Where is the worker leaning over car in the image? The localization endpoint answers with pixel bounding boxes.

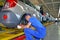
[19,13,46,40]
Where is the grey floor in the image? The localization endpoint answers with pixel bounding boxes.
[44,22,60,40]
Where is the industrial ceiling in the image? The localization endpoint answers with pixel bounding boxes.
[29,0,60,18]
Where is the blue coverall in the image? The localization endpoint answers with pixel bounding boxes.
[24,17,46,40]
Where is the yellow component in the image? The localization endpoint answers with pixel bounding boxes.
[0,29,24,40]
[0,32,24,40]
[0,2,4,6]
[44,22,54,26]
[0,23,24,40]
[0,23,6,27]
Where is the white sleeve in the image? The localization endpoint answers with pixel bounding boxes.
[28,22,31,25]
[17,25,21,29]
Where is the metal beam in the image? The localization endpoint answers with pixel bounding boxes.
[39,0,50,11]
[29,0,39,5]
[51,0,55,12]
[47,2,60,4]
[38,0,56,17]
[29,0,58,17]
[40,1,60,5]
[38,0,51,12]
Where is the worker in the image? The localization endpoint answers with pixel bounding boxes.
[20,13,46,40]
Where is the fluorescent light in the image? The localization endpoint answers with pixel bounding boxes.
[58,6,60,17]
[59,7,60,13]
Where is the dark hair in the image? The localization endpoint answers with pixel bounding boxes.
[20,13,31,25]
[23,13,31,17]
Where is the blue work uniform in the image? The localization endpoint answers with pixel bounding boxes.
[24,17,46,40]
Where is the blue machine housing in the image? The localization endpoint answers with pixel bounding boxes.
[0,10,20,28]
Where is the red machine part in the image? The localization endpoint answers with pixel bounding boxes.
[6,0,17,8]
[3,14,8,20]
[13,35,26,40]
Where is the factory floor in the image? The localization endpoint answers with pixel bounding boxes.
[45,22,60,40]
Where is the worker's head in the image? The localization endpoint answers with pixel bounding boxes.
[24,13,31,21]
[21,13,31,21]
[20,13,31,25]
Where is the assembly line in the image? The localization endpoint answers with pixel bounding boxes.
[0,0,60,40]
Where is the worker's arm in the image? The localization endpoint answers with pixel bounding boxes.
[29,17,46,28]
[25,22,31,28]
[17,22,31,29]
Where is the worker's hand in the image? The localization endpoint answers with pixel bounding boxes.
[17,25,21,29]
[17,24,26,29]
[25,22,31,28]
